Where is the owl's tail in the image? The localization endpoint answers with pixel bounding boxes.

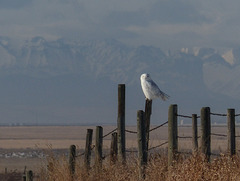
[159,90,170,101]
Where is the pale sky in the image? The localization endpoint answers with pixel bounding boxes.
[1,0,240,48]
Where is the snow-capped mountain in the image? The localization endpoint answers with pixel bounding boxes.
[0,36,239,125]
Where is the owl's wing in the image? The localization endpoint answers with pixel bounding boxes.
[148,80,170,101]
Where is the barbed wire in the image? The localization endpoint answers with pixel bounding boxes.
[77,152,85,157]
[125,129,137,134]
[211,133,227,137]
[235,114,240,117]
[148,141,168,151]
[177,114,192,119]
[176,114,200,119]
[149,121,168,132]
[102,128,117,138]
[210,112,227,116]
[178,136,193,139]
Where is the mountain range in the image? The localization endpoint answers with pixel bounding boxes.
[0,36,239,125]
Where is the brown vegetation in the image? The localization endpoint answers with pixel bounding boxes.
[39,153,240,181]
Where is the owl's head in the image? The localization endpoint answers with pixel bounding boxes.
[140,73,151,81]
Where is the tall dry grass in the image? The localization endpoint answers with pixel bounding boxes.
[39,152,240,181]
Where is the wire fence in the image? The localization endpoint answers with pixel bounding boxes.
[175,110,240,156]
[78,119,170,159]
[75,107,240,167]
[89,109,240,159]
[75,120,169,159]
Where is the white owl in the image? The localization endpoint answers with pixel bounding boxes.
[140,73,169,101]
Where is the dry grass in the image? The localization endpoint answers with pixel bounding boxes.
[37,152,240,181]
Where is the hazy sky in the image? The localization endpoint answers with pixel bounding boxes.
[1,0,240,48]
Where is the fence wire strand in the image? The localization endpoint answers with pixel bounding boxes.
[177,114,192,119]
[149,121,168,132]
[125,129,137,134]
[210,112,227,116]
[77,152,85,157]
[102,128,117,138]
[178,136,192,139]
[211,133,227,137]
[148,141,168,151]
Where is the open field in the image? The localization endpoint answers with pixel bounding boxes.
[0,125,239,175]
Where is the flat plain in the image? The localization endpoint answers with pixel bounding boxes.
[0,125,238,173]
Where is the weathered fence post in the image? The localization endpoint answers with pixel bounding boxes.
[168,104,178,167]
[145,99,152,150]
[26,170,33,181]
[84,129,93,170]
[23,174,26,181]
[201,107,211,161]
[69,145,76,178]
[110,132,118,164]
[137,110,147,180]
[95,126,103,170]
[117,84,126,164]
[227,108,236,156]
[192,114,198,154]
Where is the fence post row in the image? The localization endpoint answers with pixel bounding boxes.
[227,109,236,156]
[84,129,93,170]
[145,99,152,150]
[137,110,147,180]
[95,126,103,170]
[117,84,126,164]
[110,132,118,164]
[69,145,76,178]
[192,114,198,154]
[201,107,211,161]
[168,104,178,166]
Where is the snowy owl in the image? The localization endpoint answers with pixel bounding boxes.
[140,73,169,101]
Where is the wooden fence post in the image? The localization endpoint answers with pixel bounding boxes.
[95,126,103,170]
[26,170,33,181]
[23,175,26,181]
[69,145,76,177]
[117,84,126,164]
[84,129,93,170]
[192,114,198,154]
[110,132,118,164]
[227,108,236,156]
[200,107,211,161]
[145,99,152,150]
[137,110,147,180]
[168,104,178,167]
